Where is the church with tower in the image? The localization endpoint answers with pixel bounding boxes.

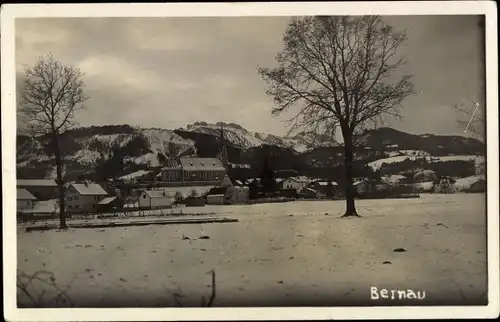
[159,123,230,185]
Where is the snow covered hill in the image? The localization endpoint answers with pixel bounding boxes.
[17,126,197,179]
[368,154,485,171]
[16,123,486,181]
[183,122,339,153]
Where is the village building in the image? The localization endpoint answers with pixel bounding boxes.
[17,188,37,211]
[123,195,140,209]
[96,196,124,213]
[354,178,391,196]
[282,177,309,192]
[159,157,227,184]
[307,180,339,197]
[17,179,59,200]
[138,190,173,209]
[275,177,285,187]
[180,157,226,182]
[65,183,108,214]
[206,175,250,205]
[433,176,456,193]
[160,159,182,182]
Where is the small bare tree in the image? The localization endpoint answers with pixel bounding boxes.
[19,53,88,228]
[259,16,414,217]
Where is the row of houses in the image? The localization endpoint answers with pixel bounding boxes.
[16,179,174,214]
[16,172,249,215]
[233,174,485,198]
[16,170,486,214]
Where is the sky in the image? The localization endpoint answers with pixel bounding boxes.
[15,15,485,138]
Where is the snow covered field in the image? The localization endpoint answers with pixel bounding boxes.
[17,194,487,307]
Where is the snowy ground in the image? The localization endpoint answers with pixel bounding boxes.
[17,194,487,307]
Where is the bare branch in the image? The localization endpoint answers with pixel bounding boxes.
[258,16,414,141]
[19,53,88,136]
[18,53,89,228]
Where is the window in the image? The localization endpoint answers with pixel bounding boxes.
[68,196,72,201]
[74,195,79,201]
[68,205,73,209]
[75,204,80,209]
[143,194,146,199]
[92,204,95,209]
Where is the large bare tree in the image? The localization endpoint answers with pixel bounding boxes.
[19,53,88,228]
[259,16,414,217]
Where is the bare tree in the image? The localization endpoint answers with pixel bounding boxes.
[19,53,88,228]
[258,16,414,217]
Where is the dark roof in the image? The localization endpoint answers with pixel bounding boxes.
[143,190,169,198]
[180,158,225,171]
[161,159,181,170]
[17,179,58,187]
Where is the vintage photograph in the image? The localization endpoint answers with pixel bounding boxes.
[2,1,498,321]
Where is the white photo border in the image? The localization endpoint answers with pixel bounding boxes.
[2,1,498,320]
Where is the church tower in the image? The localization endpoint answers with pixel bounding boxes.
[217,123,229,169]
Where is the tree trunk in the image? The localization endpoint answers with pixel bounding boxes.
[341,130,360,218]
[52,133,67,228]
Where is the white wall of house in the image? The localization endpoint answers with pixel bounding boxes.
[66,188,105,213]
[138,192,172,209]
[139,193,151,209]
[282,178,308,191]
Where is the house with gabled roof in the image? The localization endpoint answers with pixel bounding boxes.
[180,157,226,182]
[282,176,310,192]
[159,157,227,185]
[17,188,38,211]
[138,190,173,209]
[65,182,108,214]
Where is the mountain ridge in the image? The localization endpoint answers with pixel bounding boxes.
[16,123,485,181]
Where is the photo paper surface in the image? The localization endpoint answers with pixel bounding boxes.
[1,1,498,321]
